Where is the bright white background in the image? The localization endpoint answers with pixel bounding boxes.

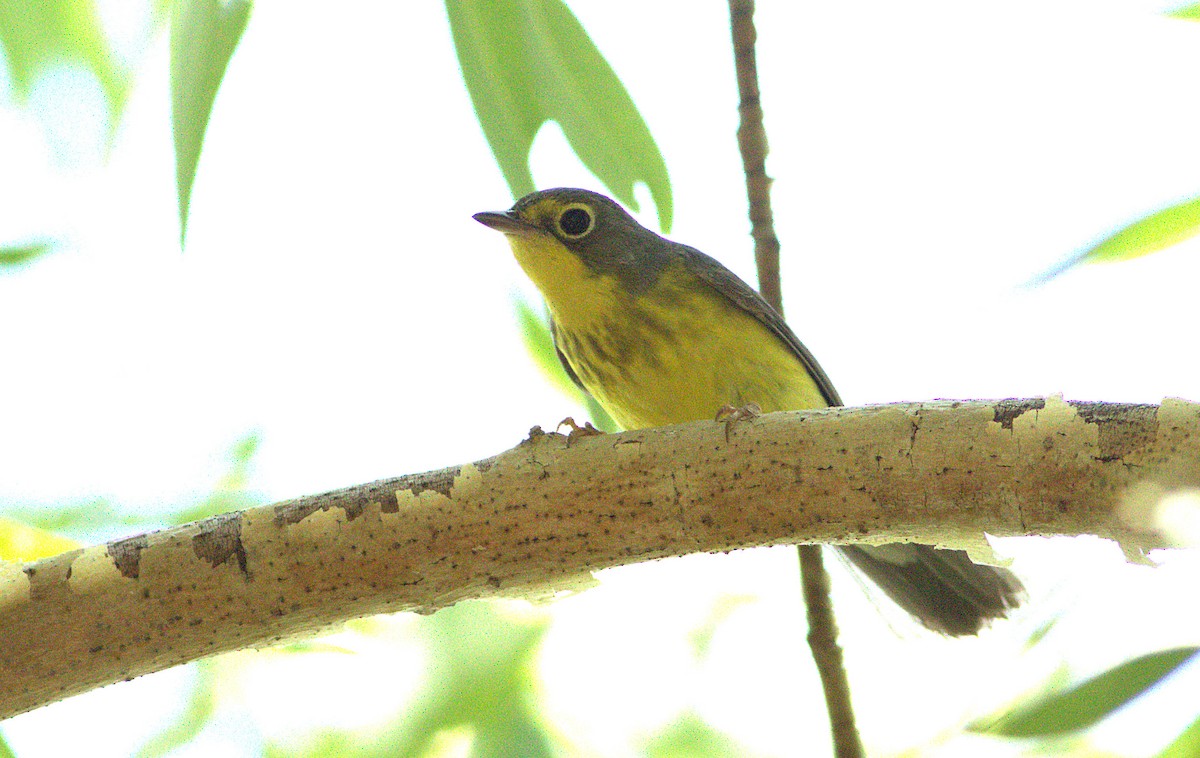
[2,1,1200,756]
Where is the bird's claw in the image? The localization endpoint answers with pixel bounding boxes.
[557,417,604,446]
[715,403,761,442]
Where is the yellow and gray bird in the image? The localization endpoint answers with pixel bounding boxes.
[475,187,1023,635]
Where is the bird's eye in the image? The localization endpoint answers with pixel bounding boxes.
[557,206,594,238]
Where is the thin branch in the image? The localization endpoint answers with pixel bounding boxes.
[729,0,782,310]
[728,1,862,754]
[2,397,1192,720]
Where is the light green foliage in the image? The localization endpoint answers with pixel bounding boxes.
[1032,193,1200,283]
[514,296,617,432]
[170,432,263,524]
[514,296,582,400]
[264,602,556,758]
[134,661,220,758]
[170,0,252,245]
[1167,3,1200,20]
[643,712,751,758]
[1078,194,1200,265]
[445,0,672,232]
[0,433,263,547]
[975,647,1200,738]
[0,0,126,120]
[1158,714,1200,758]
[687,594,755,660]
[0,241,53,269]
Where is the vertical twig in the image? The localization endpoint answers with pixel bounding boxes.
[727,2,865,757]
[729,0,782,311]
[798,544,864,758]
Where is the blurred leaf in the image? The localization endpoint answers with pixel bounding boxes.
[644,712,750,758]
[515,296,581,399]
[411,602,553,757]
[0,497,152,541]
[0,0,127,119]
[134,660,220,758]
[1031,193,1200,284]
[0,240,53,269]
[1158,714,1200,758]
[267,640,358,656]
[514,296,618,432]
[582,396,617,433]
[170,0,252,245]
[446,0,672,231]
[171,431,263,523]
[1023,614,1060,650]
[1,434,262,555]
[976,647,1200,738]
[1167,3,1200,19]
[688,593,755,660]
[265,602,556,758]
[0,731,15,758]
[0,516,80,561]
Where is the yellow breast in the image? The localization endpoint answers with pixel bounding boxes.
[548,261,829,430]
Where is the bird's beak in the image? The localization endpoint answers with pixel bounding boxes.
[473,210,538,236]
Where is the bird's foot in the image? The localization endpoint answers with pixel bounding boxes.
[557,417,604,446]
[715,403,762,442]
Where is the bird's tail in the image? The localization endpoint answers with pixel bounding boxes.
[836,543,1024,636]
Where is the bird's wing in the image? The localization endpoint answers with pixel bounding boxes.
[681,245,843,407]
[549,317,588,393]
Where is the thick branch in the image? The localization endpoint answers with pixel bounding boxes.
[2,397,1196,719]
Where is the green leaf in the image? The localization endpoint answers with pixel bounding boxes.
[0,730,16,758]
[134,660,219,758]
[514,296,580,400]
[644,712,748,758]
[445,0,672,231]
[977,647,1200,738]
[170,431,263,524]
[0,516,81,561]
[1081,194,1200,264]
[1030,193,1200,284]
[264,602,557,758]
[0,240,53,268]
[1158,714,1200,758]
[0,0,127,120]
[1,498,153,540]
[170,0,252,246]
[1167,3,1200,20]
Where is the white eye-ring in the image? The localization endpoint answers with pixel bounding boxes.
[557,204,595,238]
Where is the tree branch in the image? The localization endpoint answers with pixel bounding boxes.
[728,1,859,752]
[729,0,781,310]
[2,397,1194,719]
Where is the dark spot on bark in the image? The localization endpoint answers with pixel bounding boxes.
[192,513,248,576]
[488,575,502,588]
[275,500,321,525]
[108,535,149,579]
[402,468,458,499]
[1071,401,1159,461]
[993,398,1046,431]
[275,477,406,523]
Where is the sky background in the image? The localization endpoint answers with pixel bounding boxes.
[2,0,1200,755]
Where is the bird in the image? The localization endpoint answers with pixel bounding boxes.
[475,187,1023,635]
